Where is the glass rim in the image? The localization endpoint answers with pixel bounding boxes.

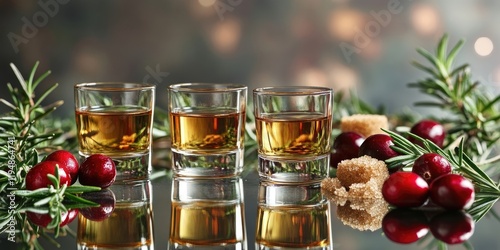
[253,86,333,95]
[75,82,156,91]
[168,83,247,93]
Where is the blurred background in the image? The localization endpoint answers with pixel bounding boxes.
[1,0,499,118]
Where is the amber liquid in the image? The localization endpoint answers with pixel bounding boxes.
[256,203,330,248]
[76,106,152,157]
[255,112,332,159]
[77,202,153,249]
[170,109,245,154]
[169,200,246,246]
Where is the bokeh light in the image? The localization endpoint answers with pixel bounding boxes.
[411,3,440,35]
[474,37,494,56]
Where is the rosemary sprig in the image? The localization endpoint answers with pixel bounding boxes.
[409,34,500,164]
[0,62,100,249]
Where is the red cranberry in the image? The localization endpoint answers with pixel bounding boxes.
[382,209,429,244]
[78,154,116,188]
[382,172,429,208]
[333,132,365,158]
[26,161,71,190]
[45,150,79,184]
[409,120,445,148]
[61,209,79,226]
[430,211,474,244]
[359,134,400,172]
[330,152,349,168]
[80,189,116,221]
[412,153,452,184]
[27,209,76,228]
[429,174,475,210]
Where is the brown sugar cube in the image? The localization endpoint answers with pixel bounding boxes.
[340,114,389,138]
[336,155,389,188]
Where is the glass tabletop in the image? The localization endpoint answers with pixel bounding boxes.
[4,168,500,250]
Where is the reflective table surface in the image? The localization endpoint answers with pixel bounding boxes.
[8,169,500,249]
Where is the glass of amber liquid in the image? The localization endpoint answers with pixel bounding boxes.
[168,83,247,177]
[75,82,155,181]
[77,181,154,250]
[168,177,247,249]
[253,86,333,183]
[255,182,332,249]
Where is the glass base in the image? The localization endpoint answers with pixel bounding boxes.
[255,243,331,250]
[168,241,246,250]
[77,244,153,250]
[79,152,151,182]
[171,149,244,178]
[258,154,330,184]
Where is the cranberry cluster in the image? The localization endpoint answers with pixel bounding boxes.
[331,118,476,211]
[26,150,116,190]
[25,150,117,227]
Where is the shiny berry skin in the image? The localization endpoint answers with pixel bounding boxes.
[26,161,71,190]
[27,209,77,228]
[429,174,475,210]
[359,134,399,169]
[382,209,429,244]
[430,211,474,244]
[409,120,445,148]
[80,189,116,221]
[333,132,365,158]
[330,152,348,168]
[62,209,79,226]
[45,150,79,184]
[382,172,429,207]
[78,154,116,188]
[412,153,452,184]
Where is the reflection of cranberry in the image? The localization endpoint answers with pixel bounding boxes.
[382,209,429,244]
[80,189,116,221]
[412,153,452,184]
[61,209,79,226]
[27,209,77,228]
[409,120,445,148]
[430,211,474,244]
[382,172,429,207]
[429,174,475,210]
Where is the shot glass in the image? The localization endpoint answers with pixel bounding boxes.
[168,83,247,177]
[77,181,154,250]
[168,177,247,249]
[255,182,332,249]
[253,86,333,183]
[74,82,155,182]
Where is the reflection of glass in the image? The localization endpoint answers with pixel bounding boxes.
[168,177,247,249]
[168,83,247,177]
[253,86,333,183]
[75,82,156,181]
[255,182,332,249]
[77,181,154,250]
